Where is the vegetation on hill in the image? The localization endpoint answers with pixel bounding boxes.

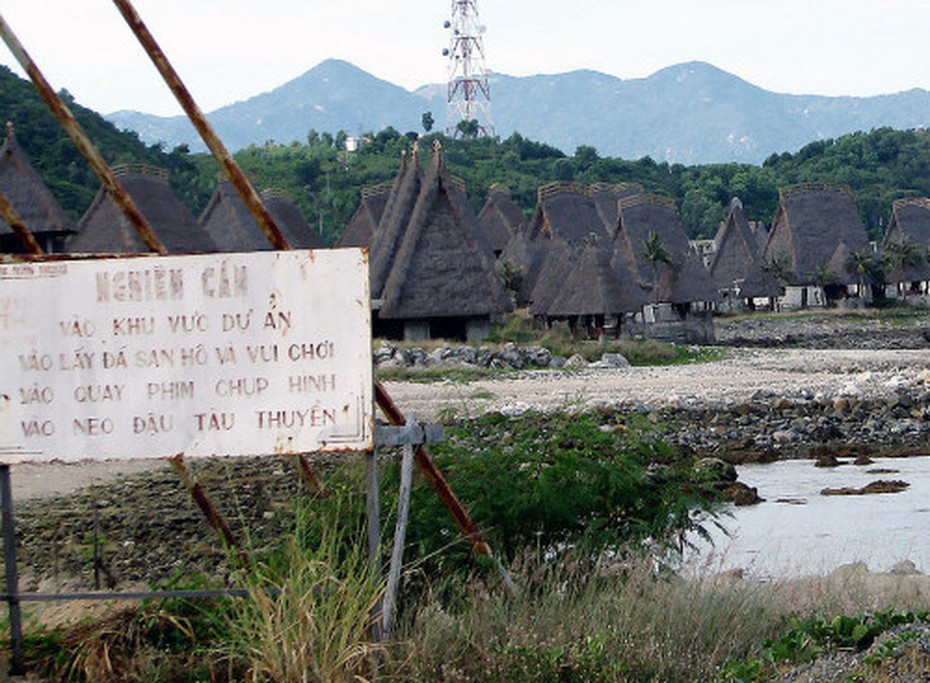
[4,65,930,245]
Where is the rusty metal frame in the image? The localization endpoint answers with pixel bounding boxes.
[0,0,508,672]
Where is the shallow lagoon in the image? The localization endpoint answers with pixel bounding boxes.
[684,456,930,579]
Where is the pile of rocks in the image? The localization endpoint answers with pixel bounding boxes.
[640,383,930,463]
[374,341,631,370]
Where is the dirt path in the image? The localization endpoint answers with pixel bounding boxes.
[382,347,930,421]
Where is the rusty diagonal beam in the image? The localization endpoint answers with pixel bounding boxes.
[0,13,167,255]
[111,0,292,252]
[0,187,44,256]
[112,0,500,573]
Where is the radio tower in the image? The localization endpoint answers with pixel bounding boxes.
[443,0,493,138]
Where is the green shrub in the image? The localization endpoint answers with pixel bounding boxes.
[381,411,722,583]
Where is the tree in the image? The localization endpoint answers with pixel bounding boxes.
[883,239,927,297]
[883,239,925,274]
[763,252,794,284]
[574,145,598,164]
[455,119,479,139]
[639,230,672,302]
[421,111,435,133]
[845,247,883,299]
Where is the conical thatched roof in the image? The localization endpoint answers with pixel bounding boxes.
[826,241,857,286]
[882,198,930,283]
[654,253,722,305]
[68,164,216,254]
[369,146,423,298]
[379,142,510,320]
[710,198,762,289]
[528,238,576,316]
[199,182,324,252]
[497,226,548,306]
[0,122,76,250]
[591,182,644,238]
[546,241,648,317]
[613,193,692,285]
[763,183,869,285]
[477,184,524,254]
[338,183,391,248]
[883,198,930,247]
[262,189,326,248]
[528,182,609,246]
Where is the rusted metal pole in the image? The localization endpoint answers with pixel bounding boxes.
[292,454,328,498]
[111,0,333,494]
[0,13,167,255]
[0,187,44,255]
[170,454,250,568]
[111,0,292,251]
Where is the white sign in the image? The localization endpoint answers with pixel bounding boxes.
[0,249,373,463]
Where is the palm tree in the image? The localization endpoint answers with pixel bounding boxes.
[845,247,883,299]
[762,252,794,284]
[639,230,671,303]
[883,239,926,298]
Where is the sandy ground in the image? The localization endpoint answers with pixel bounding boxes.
[7,347,930,503]
[382,347,930,420]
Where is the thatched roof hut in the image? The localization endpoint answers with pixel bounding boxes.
[528,238,576,317]
[591,182,644,238]
[653,254,722,305]
[67,164,216,254]
[369,146,423,299]
[884,198,930,247]
[763,183,869,285]
[709,198,762,290]
[0,123,75,253]
[338,183,392,248]
[613,193,692,286]
[738,262,785,300]
[199,182,324,251]
[477,184,524,256]
[378,141,510,340]
[528,182,610,246]
[546,241,647,318]
[881,198,930,284]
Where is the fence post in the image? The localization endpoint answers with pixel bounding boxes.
[380,427,416,641]
[1,465,25,675]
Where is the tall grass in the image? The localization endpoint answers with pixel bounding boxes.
[392,559,786,682]
[223,511,385,682]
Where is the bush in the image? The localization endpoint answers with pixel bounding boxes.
[381,411,722,582]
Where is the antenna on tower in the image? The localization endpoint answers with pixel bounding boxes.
[443,0,494,139]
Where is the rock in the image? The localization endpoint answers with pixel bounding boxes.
[695,457,737,485]
[821,479,910,496]
[852,454,874,466]
[814,453,842,467]
[599,352,630,369]
[563,354,588,368]
[723,482,764,506]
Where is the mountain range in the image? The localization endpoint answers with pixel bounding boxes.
[106,59,930,166]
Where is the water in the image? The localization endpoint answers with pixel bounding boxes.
[683,456,930,579]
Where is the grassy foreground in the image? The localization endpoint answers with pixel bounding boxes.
[8,411,930,681]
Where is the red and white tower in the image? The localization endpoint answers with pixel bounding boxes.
[443,0,493,138]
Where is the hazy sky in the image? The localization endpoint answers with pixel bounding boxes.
[2,0,930,116]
